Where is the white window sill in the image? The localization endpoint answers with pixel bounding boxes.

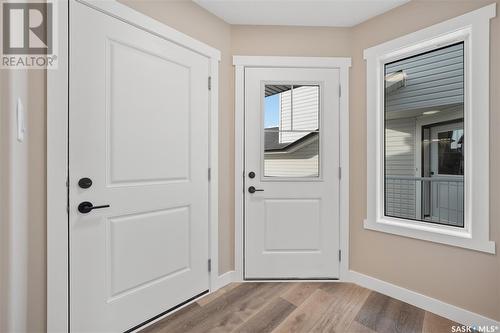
[364,217,495,254]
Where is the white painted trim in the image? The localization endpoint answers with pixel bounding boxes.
[234,65,245,282]
[349,270,500,328]
[77,0,220,61]
[213,270,237,290]
[207,58,220,292]
[208,57,220,292]
[338,63,350,279]
[364,4,496,254]
[233,56,351,281]
[233,56,351,68]
[47,1,68,332]
[47,1,220,331]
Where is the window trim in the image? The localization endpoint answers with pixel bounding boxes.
[363,4,496,254]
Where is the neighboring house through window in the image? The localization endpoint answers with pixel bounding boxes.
[264,85,320,178]
[363,4,496,253]
[384,42,464,227]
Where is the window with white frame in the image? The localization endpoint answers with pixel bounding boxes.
[364,4,496,253]
[384,42,465,227]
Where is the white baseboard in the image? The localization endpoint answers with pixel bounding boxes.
[212,270,236,291]
[348,270,500,328]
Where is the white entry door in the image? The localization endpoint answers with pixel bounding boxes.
[69,2,210,332]
[430,121,464,226]
[244,67,340,279]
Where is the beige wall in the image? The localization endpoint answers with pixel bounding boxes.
[2,1,499,331]
[117,0,236,274]
[0,68,46,332]
[350,0,500,321]
[231,25,351,56]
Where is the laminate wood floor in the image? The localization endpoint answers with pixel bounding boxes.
[142,282,457,333]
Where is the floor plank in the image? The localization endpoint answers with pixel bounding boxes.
[355,291,425,333]
[346,321,379,333]
[281,282,321,307]
[141,301,201,333]
[422,311,457,333]
[311,283,371,332]
[272,287,337,333]
[142,282,458,333]
[143,283,261,333]
[200,283,292,333]
[234,297,296,333]
[196,282,241,306]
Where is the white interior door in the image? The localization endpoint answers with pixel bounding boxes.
[69,2,210,331]
[430,122,464,226]
[244,67,340,279]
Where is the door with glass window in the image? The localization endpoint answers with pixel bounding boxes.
[429,122,464,226]
[244,67,340,279]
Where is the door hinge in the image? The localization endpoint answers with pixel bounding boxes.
[208,259,212,272]
[208,76,212,91]
[338,166,342,179]
[339,84,342,98]
[339,250,342,262]
[208,168,211,181]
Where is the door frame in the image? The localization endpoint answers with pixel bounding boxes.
[47,1,220,331]
[415,109,463,220]
[233,56,351,282]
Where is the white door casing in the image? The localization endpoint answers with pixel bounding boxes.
[69,2,211,331]
[244,67,340,279]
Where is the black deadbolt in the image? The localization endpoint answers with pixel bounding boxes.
[248,171,256,179]
[78,177,93,189]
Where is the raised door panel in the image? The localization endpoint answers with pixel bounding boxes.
[107,40,191,185]
[107,206,191,300]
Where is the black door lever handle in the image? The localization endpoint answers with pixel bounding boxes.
[248,186,264,194]
[78,201,110,214]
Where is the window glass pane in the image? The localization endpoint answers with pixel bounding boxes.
[383,42,464,227]
[264,131,319,177]
[438,130,464,175]
[263,84,320,178]
[264,85,290,130]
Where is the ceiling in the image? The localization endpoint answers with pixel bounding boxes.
[193,0,410,27]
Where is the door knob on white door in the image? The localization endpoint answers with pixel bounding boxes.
[248,186,264,194]
[78,201,110,214]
